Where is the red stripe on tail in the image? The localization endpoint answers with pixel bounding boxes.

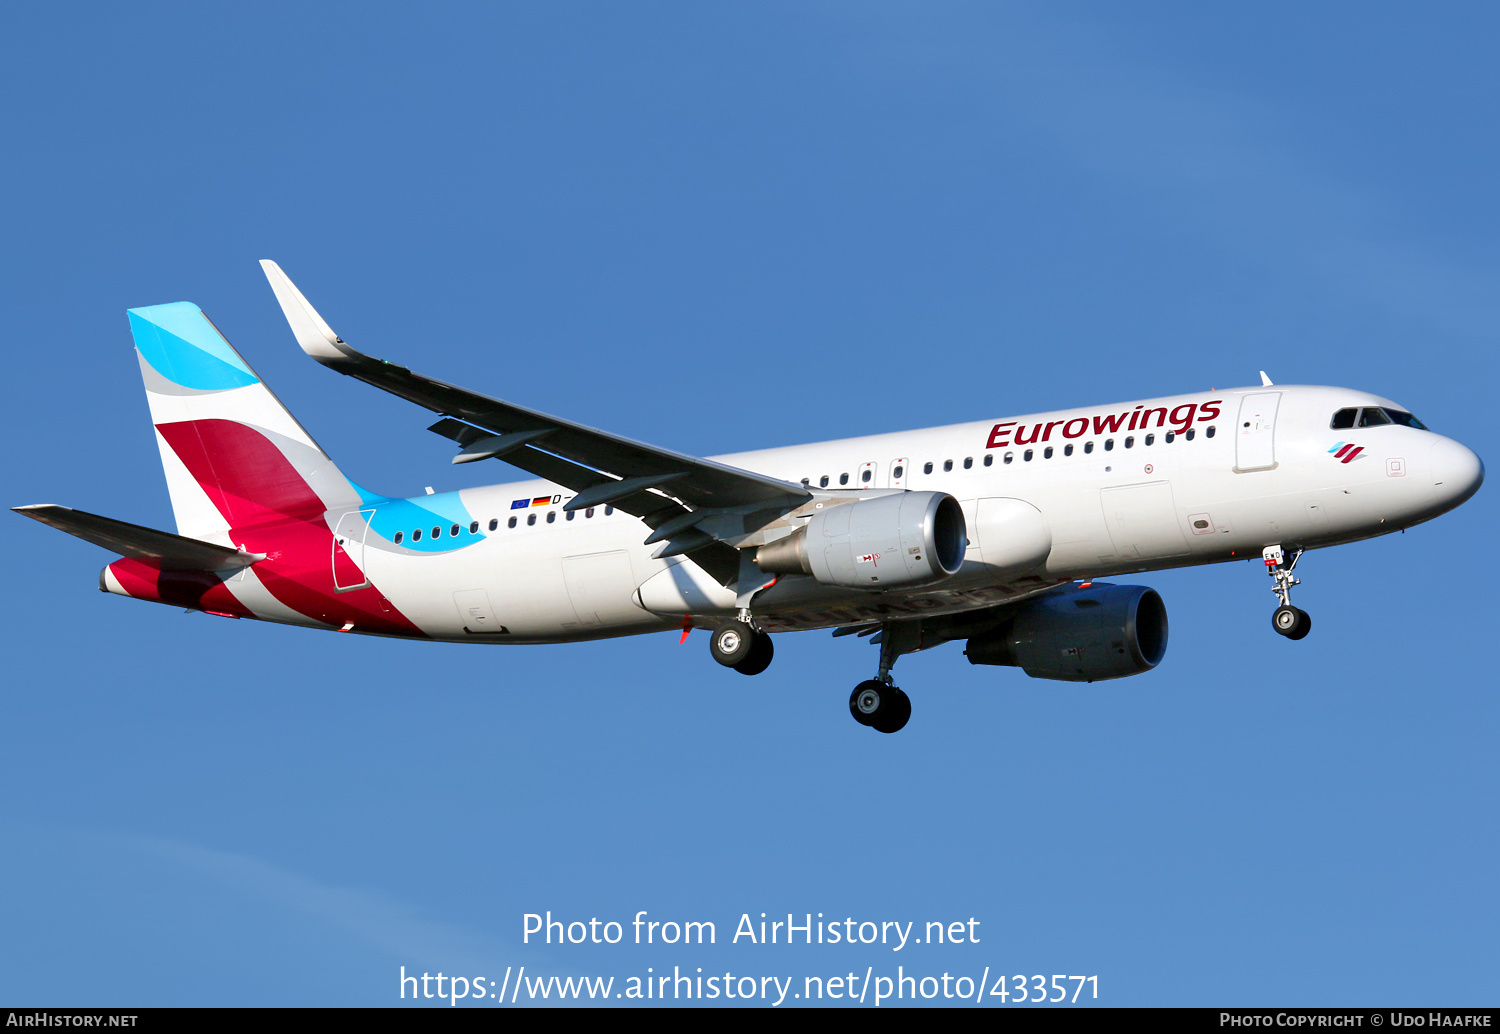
[154,418,424,636]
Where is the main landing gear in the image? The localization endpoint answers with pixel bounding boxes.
[848,621,920,734]
[850,680,911,735]
[708,610,918,733]
[709,616,775,676]
[1264,544,1312,640]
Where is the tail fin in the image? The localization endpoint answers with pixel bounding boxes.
[129,302,363,542]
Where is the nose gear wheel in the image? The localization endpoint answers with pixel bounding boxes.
[1263,545,1312,640]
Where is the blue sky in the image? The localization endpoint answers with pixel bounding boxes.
[2,1,1495,1007]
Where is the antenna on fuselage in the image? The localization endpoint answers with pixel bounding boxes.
[1260,371,1274,386]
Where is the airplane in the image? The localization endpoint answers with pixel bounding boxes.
[14,262,1485,733]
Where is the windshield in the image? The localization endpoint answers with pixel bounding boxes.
[1330,407,1427,431]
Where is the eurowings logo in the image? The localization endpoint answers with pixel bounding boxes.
[1329,442,1364,464]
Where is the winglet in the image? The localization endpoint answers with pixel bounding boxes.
[1260,371,1274,386]
[259,260,362,367]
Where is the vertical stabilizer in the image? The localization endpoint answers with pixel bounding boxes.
[129,302,363,543]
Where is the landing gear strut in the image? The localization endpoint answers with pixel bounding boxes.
[709,618,775,676]
[1264,544,1311,640]
[847,621,920,733]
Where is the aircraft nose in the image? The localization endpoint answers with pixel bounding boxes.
[1428,437,1484,510]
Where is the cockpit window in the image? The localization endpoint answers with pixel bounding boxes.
[1331,407,1428,431]
[1384,409,1427,429]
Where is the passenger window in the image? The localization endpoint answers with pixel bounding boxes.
[1024,449,1033,462]
[547,511,556,523]
[469,521,479,534]
[412,528,422,541]
[1003,452,1013,464]
[893,464,905,479]
[566,510,575,521]
[489,519,498,531]
[394,531,404,544]
[1144,434,1154,446]
[1043,446,1053,459]
[527,514,536,526]
[508,516,517,528]
[943,459,952,472]
[432,526,441,539]
[1104,439,1114,451]
[1064,444,1073,456]
[586,507,595,518]
[1185,428,1195,441]
[1358,407,1392,427]
[801,478,810,487]
[861,469,871,483]
[1164,432,1174,443]
[983,455,992,467]
[1124,437,1134,449]
[839,473,849,486]
[923,462,933,474]
[963,457,972,469]
[1084,442,1094,454]
[819,475,829,487]
[605,506,614,516]
[1206,426,1216,438]
[1330,408,1358,430]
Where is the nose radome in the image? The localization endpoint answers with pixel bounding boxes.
[1428,437,1484,509]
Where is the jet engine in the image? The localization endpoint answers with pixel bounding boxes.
[755,491,967,590]
[964,583,1167,682]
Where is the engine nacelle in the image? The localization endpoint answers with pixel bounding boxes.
[964,583,1167,682]
[755,491,967,590]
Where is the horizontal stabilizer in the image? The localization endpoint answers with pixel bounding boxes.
[13,505,264,572]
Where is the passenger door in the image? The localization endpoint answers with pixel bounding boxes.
[1234,392,1281,472]
[332,509,375,591]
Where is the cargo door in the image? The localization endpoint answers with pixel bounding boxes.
[1100,482,1190,560]
[563,551,639,627]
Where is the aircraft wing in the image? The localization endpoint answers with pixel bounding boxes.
[13,505,263,572]
[261,262,809,580]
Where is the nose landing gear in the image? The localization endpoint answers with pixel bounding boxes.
[1264,544,1311,640]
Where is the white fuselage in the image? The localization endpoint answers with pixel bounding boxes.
[313,384,1481,643]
